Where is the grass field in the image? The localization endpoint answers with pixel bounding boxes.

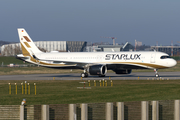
[0,66,84,75]
[1,80,180,105]
[0,56,30,65]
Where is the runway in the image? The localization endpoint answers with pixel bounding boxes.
[0,72,179,80]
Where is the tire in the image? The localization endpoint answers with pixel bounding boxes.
[85,73,88,77]
[81,73,85,78]
[155,74,159,78]
[81,73,88,77]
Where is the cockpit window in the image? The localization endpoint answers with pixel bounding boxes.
[160,56,171,59]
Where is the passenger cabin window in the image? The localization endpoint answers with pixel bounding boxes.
[160,56,171,59]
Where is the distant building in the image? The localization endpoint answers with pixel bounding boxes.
[86,46,99,52]
[1,41,87,56]
[1,43,21,56]
[97,45,122,52]
[122,42,134,51]
[86,42,134,52]
[67,41,87,52]
[136,41,142,46]
[151,46,180,56]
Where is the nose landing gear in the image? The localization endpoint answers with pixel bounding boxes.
[154,69,159,78]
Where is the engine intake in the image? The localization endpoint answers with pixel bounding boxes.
[89,65,107,76]
[113,69,132,74]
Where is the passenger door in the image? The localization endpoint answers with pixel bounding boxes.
[150,53,156,63]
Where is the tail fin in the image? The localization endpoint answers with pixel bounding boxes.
[17,28,42,56]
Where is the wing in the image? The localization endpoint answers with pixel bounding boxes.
[32,54,98,68]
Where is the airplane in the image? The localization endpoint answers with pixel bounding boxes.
[16,28,177,78]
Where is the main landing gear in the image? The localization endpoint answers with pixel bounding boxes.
[81,69,88,78]
[81,72,88,77]
[154,69,159,78]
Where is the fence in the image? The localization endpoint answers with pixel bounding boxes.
[0,100,179,120]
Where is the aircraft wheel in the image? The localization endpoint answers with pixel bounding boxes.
[154,69,159,78]
[85,73,88,77]
[81,73,88,78]
[81,73,85,77]
[155,74,159,78]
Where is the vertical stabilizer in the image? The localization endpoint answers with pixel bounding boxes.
[17,28,42,56]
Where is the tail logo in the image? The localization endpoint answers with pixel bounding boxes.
[23,36,31,42]
[21,43,31,56]
[24,42,31,48]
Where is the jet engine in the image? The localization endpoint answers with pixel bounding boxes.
[88,65,107,76]
[113,69,132,74]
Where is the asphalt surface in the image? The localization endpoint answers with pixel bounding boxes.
[0,72,179,80]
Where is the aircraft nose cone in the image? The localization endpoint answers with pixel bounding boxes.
[171,59,177,67]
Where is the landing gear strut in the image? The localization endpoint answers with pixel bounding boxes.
[154,69,159,78]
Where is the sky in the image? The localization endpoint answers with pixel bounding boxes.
[0,0,180,46]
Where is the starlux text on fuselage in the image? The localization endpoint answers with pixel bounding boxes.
[105,54,141,60]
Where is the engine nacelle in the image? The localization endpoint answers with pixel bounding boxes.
[89,65,107,76]
[114,69,132,74]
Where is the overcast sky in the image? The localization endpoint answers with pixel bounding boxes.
[0,0,180,46]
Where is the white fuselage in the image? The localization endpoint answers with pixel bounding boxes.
[28,51,176,69]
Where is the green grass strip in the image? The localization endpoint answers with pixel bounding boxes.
[1,80,180,105]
